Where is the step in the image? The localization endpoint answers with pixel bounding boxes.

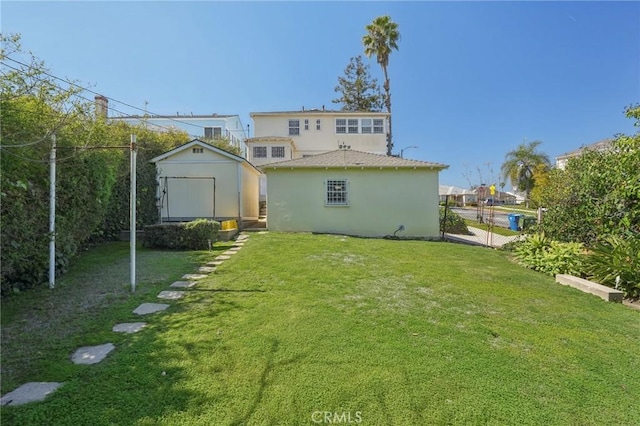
[555,274,624,302]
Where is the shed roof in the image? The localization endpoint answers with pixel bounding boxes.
[260,149,448,170]
[149,139,261,174]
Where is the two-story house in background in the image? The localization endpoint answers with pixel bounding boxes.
[111,114,248,155]
[246,108,390,204]
[98,96,248,155]
[246,108,390,166]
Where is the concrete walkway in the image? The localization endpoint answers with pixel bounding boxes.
[446,226,522,248]
[0,233,249,406]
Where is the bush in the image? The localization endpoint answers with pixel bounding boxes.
[584,234,640,298]
[143,219,220,250]
[514,233,586,276]
[439,208,472,235]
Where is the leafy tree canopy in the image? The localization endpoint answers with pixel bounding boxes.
[332,55,383,112]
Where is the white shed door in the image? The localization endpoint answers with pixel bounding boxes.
[162,178,215,220]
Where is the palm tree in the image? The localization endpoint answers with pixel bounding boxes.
[501,140,550,208]
[363,15,400,156]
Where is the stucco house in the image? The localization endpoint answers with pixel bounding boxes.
[261,149,448,238]
[149,139,261,225]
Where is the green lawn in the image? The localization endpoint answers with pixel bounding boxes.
[2,234,639,425]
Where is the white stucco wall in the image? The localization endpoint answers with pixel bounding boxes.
[155,147,253,221]
[252,113,388,156]
[265,168,441,238]
[240,163,260,219]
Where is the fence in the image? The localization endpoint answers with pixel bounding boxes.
[440,196,532,248]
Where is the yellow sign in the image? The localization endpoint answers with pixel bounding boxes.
[489,184,496,195]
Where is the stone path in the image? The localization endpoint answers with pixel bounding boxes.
[0,233,249,406]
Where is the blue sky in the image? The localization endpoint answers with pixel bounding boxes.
[3,1,639,188]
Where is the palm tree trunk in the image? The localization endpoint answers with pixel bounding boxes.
[382,65,392,155]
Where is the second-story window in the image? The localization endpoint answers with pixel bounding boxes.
[304,119,309,131]
[347,119,359,134]
[192,147,204,154]
[289,120,300,136]
[253,146,267,158]
[316,119,321,130]
[336,119,346,134]
[373,119,384,134]
[272,146,285,158]
[204,127,222,139]
[361,119,372,134]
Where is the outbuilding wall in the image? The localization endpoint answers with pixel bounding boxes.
[266,168,441,238]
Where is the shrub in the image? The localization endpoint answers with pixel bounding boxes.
[514,233,586,276]
[439,208,472,235]
[584,234,640,298]
[143,219,220,250]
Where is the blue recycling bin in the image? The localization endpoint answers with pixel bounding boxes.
[508,213,523,231]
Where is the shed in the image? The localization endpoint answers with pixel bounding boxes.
[261,149,448,238]
[150,139,261,224]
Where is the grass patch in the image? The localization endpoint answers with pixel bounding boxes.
[2,234,639,425]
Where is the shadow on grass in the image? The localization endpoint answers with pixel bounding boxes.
[230,339,309,426]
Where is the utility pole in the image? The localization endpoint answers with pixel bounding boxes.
[49,134,56,289]
[130,134,137,292]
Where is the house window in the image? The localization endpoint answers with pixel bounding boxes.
[373,119,384,134]
[192,147,204,154]
[347,119,359,134]
[253,146,267,158]
[336,119,346,134]
[304,119,309,131]
[272,146,285,158]
[316,119,321,130]
[326,179,348,206]
[289,120,300,136]
[361,118,372,134]
[204,127,222,139]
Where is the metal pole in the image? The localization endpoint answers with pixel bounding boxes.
[49,134,56,289]
[130,134,137,292]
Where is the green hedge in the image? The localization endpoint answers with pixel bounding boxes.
[439,208,472,235]
[143,219,220,250]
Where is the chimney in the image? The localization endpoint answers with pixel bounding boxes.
[94,95,108,119]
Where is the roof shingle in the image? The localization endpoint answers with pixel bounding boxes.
[260,149,448,170]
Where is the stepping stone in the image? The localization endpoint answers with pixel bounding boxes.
[222,250,237,255]
[170,280,196,288]
[207,261,224,267]
[0,382,63,406]
[257,231,268,234]
[133,303,169,315]
[228,247,241,252]
[236,236,249,241]
[198,266,217,273]
[215,255,231,261]
[157,290,185,300]
[182,273,208,280]
[232,242,244,247]
[71,343,115,365]
[112,323,147,334]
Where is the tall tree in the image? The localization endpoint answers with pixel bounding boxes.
[500,140,550,208]
[362,15,400,156]
[332,56,383,112]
